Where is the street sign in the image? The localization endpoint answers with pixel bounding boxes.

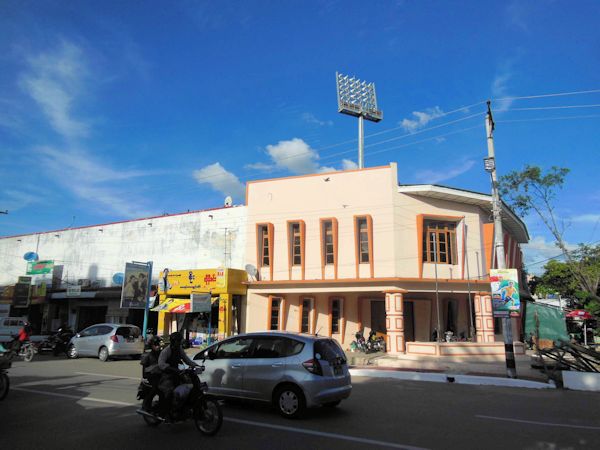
[26,260,54,275]
[67,285,81,297]
[191,293,212,313]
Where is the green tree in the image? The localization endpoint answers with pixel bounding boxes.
[499,165,600,312]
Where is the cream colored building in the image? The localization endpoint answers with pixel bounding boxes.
[243,164,529,357]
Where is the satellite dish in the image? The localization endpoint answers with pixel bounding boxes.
[112,272,124,285]
[23,252,39,262]
[245,264,257,278]
[224,196,233,207]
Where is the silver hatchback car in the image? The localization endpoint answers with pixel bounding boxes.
[68,323,144,361]
[193,331,351,418]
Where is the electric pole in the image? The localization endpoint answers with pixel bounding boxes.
[485,100,517,379]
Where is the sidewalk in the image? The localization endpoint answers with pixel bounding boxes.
[345,349,553,388]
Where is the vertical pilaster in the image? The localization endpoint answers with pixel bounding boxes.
[474,294,495,343]
[385,291,405,353]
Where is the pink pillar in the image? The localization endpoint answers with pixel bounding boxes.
[385,291,405,353]
[474,294,495,343]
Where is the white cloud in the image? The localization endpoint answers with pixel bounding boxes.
[266,138,321,174]
[522,236,578,275]
[506,1,529,31]
[400,106,444,133]
[244,162,275,171]
[415,160,476,184]
[342,159,358,170]
[491,61,516,111]
[19,41,90,140]
[0,189,43,211]
[301,112,333,127]
[193,163,245,202]
[570,213,600,223]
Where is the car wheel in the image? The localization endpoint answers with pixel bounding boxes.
[67,345,78,359]
[323,400,341,408]
[98,346,110,362]
[275,385,305,419]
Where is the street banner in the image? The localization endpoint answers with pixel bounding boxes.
[26,260,54,275]
[13,276,32,308]
[490,268,521,317]
[191,293,212,313]
[120,262,151,309]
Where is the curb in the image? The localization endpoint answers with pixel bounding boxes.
[349,367,555,389]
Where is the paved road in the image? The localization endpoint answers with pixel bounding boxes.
[1,354,599,449]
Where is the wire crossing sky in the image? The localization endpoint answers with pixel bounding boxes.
[1,1,599,274]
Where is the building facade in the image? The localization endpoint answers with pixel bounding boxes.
[243,164,529,356]
[0,206,247,333]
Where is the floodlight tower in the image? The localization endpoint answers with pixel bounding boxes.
[336,72,383,169]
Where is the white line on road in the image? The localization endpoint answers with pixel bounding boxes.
[476,415,600,430]
[13,385,428,449]
[75,371,140,381]
[226,417,429,450]
[12,386,136,406]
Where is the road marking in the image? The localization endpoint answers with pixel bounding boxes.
[13,385,428,449]
[12,386,136,406]
[75,371,139,381]
[476,415,600,430]
[226,417,429,449]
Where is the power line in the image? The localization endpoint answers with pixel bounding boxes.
[505,104,600,112]
[493,88,600,102]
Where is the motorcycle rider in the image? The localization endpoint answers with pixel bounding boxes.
[157,331,198,419]
[9,322,32,358]
[140,336,163,412]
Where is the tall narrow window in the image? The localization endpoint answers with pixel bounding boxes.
[331,299,341,334]
[261,226,270,266]
[257,224,273,268]
[291,223,301,265]
[301,298,311,333]
[358,217,369,263]
[270,297,281,331]
[423,220,458,264]
[323,221,334,265]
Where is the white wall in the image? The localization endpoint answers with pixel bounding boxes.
[0,206,247,288]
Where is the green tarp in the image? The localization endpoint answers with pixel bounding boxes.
[525,302,569,342]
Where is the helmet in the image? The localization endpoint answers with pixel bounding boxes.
[169,332,183,346]
[149,336,161,347]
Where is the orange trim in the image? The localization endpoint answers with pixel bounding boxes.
[461,220,466,279]
[416,214,424,278]
[280,296,287,330]
[246,277,492,286]
[245,164,391,187]
[268,223,274,280]
[483,223,494,275]
[357,296,366,331]
[354,215,374,278]
[267,295,279,330]
[286,220,306,280]
[257,223,275,280]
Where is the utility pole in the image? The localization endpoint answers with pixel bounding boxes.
[485,100,517,379]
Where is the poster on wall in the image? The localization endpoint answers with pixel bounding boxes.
[490,268,521,317]
[120,262,151,309]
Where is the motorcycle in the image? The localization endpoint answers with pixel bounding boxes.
[351,331,369,353]
[0,356,10,400]
[136,363,223,435]
[0,339,37,362]
[38,327,75,356]
[367,330,386,353]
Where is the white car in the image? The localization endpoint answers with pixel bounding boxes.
[68,323,144,361]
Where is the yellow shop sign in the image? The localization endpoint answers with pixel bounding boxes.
[160,269,229,295]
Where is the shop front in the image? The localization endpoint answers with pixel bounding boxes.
[154,268,247,342]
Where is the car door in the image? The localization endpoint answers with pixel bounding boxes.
[76,326,99,355]
[243,336,292,401]
[201,336,253,399]
[93,325,114,355]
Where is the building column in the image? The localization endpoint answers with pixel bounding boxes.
[474,293,495,343]
[385,290,406,354]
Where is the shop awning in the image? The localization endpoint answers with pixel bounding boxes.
[151,298,190,314]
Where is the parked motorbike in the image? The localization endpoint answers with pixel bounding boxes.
[136,363,223,435]
[351,331,369,353]
[0,357,10,400]
[38,327,75,356]
[367,330,386,353]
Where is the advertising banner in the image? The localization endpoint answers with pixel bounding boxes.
[120,262,151,309]
[13,276,32,308]
[26,260,54,275]
[191,293,212,313]
[490,268,521,317]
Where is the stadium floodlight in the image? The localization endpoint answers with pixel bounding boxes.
[336,72,383,169]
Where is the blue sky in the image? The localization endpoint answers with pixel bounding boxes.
[1,0,599,274]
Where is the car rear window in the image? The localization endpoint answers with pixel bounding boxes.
[251,337,305,358]
[314,339,346,362]
[116,326,140,338]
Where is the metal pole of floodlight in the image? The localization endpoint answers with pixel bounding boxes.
[336,72,383,169]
